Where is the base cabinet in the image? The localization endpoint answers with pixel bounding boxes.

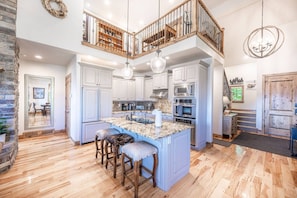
[81,121,110,144]
[223,113,237,138]
[113,126,191,191]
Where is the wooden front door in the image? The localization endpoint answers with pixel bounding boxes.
[263,73,297,137]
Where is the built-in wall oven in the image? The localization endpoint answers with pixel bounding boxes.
[173,97,196,146]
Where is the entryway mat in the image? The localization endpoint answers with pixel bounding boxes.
[231,132,295,158]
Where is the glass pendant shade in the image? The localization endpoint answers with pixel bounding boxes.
[150,50,166,74]
[122,62,133,79]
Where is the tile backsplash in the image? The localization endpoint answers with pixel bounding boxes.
[113,99,172,114]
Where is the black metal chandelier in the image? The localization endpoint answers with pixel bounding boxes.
[243,0,284,58]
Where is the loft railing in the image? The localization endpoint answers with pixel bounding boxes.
[82,12,133,56]
[82,0,224,58]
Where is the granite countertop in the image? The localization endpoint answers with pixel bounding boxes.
[103,117,192,140]
[112,111,173,117]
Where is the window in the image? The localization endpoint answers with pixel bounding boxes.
[230,85,244,103]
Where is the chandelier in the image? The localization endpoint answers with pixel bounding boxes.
[122,0,133,79]
[243,0,284,58]
[150,0,166,73]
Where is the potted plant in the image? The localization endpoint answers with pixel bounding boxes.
[0,118,9,143]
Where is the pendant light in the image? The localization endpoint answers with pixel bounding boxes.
[122,0,133,79]
[243,0,284,58]
[150,0,166,73]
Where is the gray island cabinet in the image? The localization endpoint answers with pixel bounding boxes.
[104,117,192,191]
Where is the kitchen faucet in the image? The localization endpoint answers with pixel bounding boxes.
[126,112,134,121]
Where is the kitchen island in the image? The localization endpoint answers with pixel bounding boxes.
[103,117,192,191]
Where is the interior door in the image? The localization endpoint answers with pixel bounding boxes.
[263,73,297,137]
[65,74,71,137]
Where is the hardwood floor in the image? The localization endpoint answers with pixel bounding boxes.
[0,133,297,198]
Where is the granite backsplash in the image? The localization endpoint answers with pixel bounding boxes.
[113,99,172,114]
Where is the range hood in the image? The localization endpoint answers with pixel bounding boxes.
[150,89,168,99]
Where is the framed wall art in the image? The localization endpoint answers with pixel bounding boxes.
[33,87,45,99]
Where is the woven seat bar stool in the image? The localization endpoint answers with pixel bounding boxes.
[121,141,158,198]
[105,133,134,178]
[95,128,120,164]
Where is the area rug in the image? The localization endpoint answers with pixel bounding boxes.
[231,132,295,158]
[213,139,232,147]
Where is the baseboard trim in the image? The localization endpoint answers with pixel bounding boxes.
[19,129,66,139]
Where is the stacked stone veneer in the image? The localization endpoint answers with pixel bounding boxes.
[0,0,19,173]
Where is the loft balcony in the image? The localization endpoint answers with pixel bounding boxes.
[82,0,224,60]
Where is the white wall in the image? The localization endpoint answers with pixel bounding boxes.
[16,0,83,54]
[19,60,66,134]
[16,0,126,65]
[216,0,297,131]
[224,63,257,110]
[212,63,224,136]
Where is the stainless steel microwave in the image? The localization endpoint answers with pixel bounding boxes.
[174,83,195,97]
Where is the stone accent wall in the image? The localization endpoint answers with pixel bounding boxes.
[0,0,19,173]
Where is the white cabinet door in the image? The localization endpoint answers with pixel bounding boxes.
[135,77,144,100]
[82,66,112,88]
[173,66,197,84]
[127,80,136,100]
[98,70,112,88]
[82,67,98,86]
[82,87,99,122]
[81,121,110,144]
[153,72,168,89]
[113,78,128,100]
[145,78,153,100]
[168,75,173,102]
[172,67,184,84]
[100,88,112,119]
[112,78,120,100]
[184,65,197,83]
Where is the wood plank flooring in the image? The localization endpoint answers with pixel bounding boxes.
[0,133,297,198]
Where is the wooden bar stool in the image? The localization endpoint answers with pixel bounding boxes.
[105,133,134,178]
[95,128,120,164]
[121,141,158,198]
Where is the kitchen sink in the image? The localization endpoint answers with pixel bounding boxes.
[132,118,154,124]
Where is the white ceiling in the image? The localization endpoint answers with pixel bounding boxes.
[18,0,257,73]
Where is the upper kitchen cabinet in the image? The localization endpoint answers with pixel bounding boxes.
[153,72,168,89]
[82,66,112,88]
[168,75,173,102]
[135,77,145,100]
[172,65,197,84]
[144,78,153,100]
[112,77,135,101]
[127,80,136,100]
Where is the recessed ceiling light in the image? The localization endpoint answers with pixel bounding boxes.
[35,55,43,59]
[146,62,150,65]
[165,56,170,60]
[107,13,112,19]
[104,0,110,6]
[112,61,118,65]
[86,2,90,8]
[132,66,136,70]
